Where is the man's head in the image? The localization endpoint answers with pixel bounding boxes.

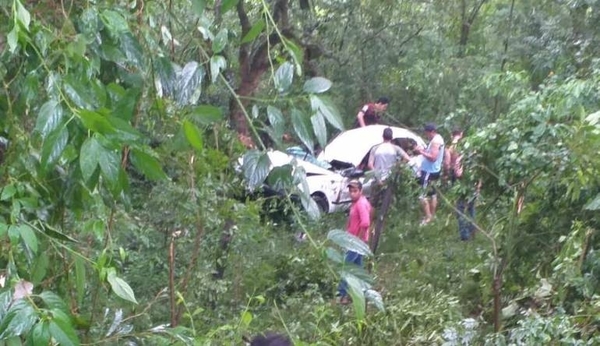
[347,180,363,202]
[423,123,437,140]
[382,127,393,141]
[451,128,463,143]
[374,97,390,112]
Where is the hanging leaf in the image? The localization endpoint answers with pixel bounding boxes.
[241,311,252,327]
[40,127,68,170]
[241,19,265,44]
[221,0,239,14]
[267,106,285,140]
[7,27,19,53]
[98,146,121,186]
[192,0,206,16]
[15,0,31,31]
[291,108,314,153]
[176,61,204,106]
[79,136,101,182]
[35,100,63,139]
[241,150,272,190]
[274,62,294,93]
[311,112,327,149]
[107,270,138,304]
[182,120,204,151]
[327,229,373,256]
[303,77,332,94]
[130,149,168,181]
[212,29,228,54]
[310,95,344,131]
[297,172,320,220]
[18,224,38,253]
[210,55,227,83]
[282,38,303,75]
[344,274,366,321]
[190,105,223,125]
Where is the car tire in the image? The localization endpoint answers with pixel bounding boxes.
[311,193,329,213]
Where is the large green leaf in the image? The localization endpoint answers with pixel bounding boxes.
[176,61,204,106]
[107,270,138,304]
[130,149,167,181]
[190,105,223,125]
[241,150,272,190]
[119,33,145,70]
[74,257,86,305]
[303,77,332,94]
[154,57,177,97]
[48,313,79,346]
[291,108,314,153]
[267,106,285,143]
[365,289,385,311]
[35,100,63,139]
[78,110,115,134]
[266,165,294,191]
[344,273,367,320]
[274,62,294,93]
[311,112,327,149]
[310,95,344,131]
[182,120,203,151]
[39,292,69,312]
[210,55,227,83]
[221,0,239,14]
[241,19,265,44]
[31,252,49,285]
[282,38,303,75]
[15,0,31,30]
[326,247,344,264]
[98,145,121,185]
[79,136,101,182]
[18,224,38,253]
[101,10,129,37]
[28,322,50,346]
[212,29,228,54]
[327,229,373,256]
[113,87,141,121]
[63,77,98,109]
[40,127,68,170]
[0,300,37,339]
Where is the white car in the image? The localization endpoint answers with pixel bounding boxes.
[242,125,426,214]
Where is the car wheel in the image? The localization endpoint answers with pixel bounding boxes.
[311,193,329,213]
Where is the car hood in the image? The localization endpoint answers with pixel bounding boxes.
[317,125,426,167]
[267,150,335,176]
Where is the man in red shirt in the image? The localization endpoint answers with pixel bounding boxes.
[355,97,390,127]
[338,180,372,304]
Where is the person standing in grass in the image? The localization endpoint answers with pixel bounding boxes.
[414,123,445,225]
[338,180,372,305]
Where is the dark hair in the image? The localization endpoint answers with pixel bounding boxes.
[376,97,390,105]
[250,333,292,346]
[451,128,463,136]
[383,127,393,140]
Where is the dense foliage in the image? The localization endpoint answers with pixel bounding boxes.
[0,0,599,344]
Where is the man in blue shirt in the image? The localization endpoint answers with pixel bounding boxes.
[415,123,445,226]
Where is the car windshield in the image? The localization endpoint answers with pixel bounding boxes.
[286,146,332,170]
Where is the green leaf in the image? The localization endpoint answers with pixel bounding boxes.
[291,108,314,154]
[241,150,272,190]
[365,289,385,311]
[241,311,252,327]
[210,55,227,83]
[130,149,167,181]
[18,224,38,253]
[119,33,145,70]
[98,146,121,185]
[176,61,205,106]
[274,62,294,93]
[183,120,204,151]
[311,112,327,149]
[112,87,140,121]
[28,322,50,346]
[267,106,285,141]
[303,77,332,94]
[344,274,366,320]
[212,29,228,54]
[107,271,138,304]
[310,95,344,131]
[43,225,78,243]
[241,19,265,44]
[15,0,31,31]
[282,38,303,75]
[101,10,129,37]
[78,110,116,134]
[299,184,320,220]
[584,193,600,210]
[74,257,86,305]
[63,77,98,109]
[0,184,17,201]
[79,136,101,182]
[35,100,64,139]
[190,105,223,125]
[192,0,206,16]
[325,247,344,264]
[6,336,22,346]
[40,292,69,312]
[48,319,78,346]
[41,127,68,170]
[7,27,19,53]
[0,223,7,237]
[31,252,49,284]
[221,0,239,14]
[327,229,373,256]
[0,300,37,339]
[266,165,294,191]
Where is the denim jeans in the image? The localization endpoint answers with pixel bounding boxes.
[457,198,476,241]
[337,251,363,297]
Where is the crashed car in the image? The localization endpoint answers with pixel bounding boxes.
[240,125,426,214]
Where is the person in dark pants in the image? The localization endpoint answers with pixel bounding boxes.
[414,123,445,226]
[337,180,372,305]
